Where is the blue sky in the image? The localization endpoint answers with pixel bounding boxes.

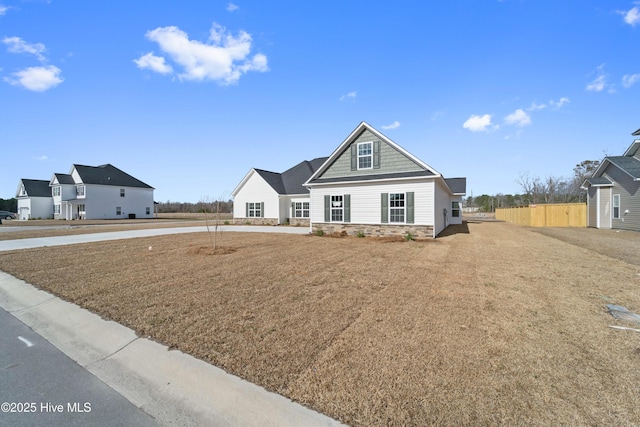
[1,1,640,203]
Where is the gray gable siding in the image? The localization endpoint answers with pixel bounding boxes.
[320,129,425,179]
[604,163,640,231]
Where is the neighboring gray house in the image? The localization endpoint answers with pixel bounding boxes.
[16,179,54,220]
[583,131,640,230]
[232,158,328,225]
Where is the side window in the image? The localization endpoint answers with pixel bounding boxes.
[452,201,461,218]
[613,194,620,219]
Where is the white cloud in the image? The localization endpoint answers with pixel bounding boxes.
[586,64,609,92]
[381,121,400,130]
[35,155,49,161]
[621,6,640,26]
[504,109,531,127]
[339,91,356,101]
[549,97,570,109]
[0,5,10,15]
[586,75,606,92]
[4,65,63,91]
[622,73,640,88]
[136,23,268,85]
[463,114,494,132]
[134,52,173,74]
[527,102,547,111]
[226,3,239,12]
[2,36,46,61]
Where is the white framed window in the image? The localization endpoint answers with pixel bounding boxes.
[452,201,461,218]
[294,202,309,218]
[613,194,620,219]
[331,195,343,222]
[146,207,151,215]
[120,188,125,197]
[52,186,61,197]
[19,185,27,197]
[247,202,262,218]
[54,204,61,214]
[389,193,405,223]
[357,142,373,169]
[116,206,122,215]
[76,185,85,198]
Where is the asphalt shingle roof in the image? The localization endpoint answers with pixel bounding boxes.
[606,156,640,180]
[54,173,75,185]
[445,177,467,194]
[19,179,51,197]
[256,158,328,195]
[584,177,612,186]
[73,164,153,188]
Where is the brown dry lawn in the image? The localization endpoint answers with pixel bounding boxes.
[1,221,640,426]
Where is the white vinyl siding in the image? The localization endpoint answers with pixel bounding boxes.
[232,170,280,221]
[311,180,435,226]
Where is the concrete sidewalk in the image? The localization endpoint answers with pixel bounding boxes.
[0,225,309,252]
[0,271,344,426]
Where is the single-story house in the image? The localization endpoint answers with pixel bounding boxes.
[233,122,466,237]
[583,131,640,230]
[16,164,155,220]
[231,157,327,226]
[16,179,54,220]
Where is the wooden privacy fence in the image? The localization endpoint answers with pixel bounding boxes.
[495,203,586,227]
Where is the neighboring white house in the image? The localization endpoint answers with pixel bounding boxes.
[16,164,155,220]
[16,179,54,220]
[231,158,327,225]
[232,122,466,237]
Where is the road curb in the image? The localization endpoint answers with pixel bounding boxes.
[0,271,344,426]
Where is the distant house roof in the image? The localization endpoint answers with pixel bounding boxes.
[633,128,640,136]
[72,164,154,189]
[254,158,328,195]
[445,177,467,195]
[18,179,51,197]
[53,173,75,185]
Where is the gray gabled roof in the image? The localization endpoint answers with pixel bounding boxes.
[73,164,153,188]
[632,128,640,136]
[583,177,613,187]
[53,173,75,185]
[18,179,51,197]
[445,178,467,195]
[605,156,640,180]
[254,157,328,195]
[254,169,286,194]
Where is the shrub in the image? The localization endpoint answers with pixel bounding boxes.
[357,230,365,238]
[404,231,415,241]
[315,229,324,236]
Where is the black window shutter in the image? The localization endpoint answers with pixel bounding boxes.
[246,202,249,217]
[344,194,351,223]
[351,145,357,171]
[406,192,415,224]
[373,140,380,169]
[381,193,388,223]
[291,202,295,218]
[324,195,330,222]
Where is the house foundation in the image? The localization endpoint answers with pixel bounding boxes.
[313,223,434,238]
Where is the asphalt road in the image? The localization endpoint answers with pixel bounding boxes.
[0,307,157,427]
